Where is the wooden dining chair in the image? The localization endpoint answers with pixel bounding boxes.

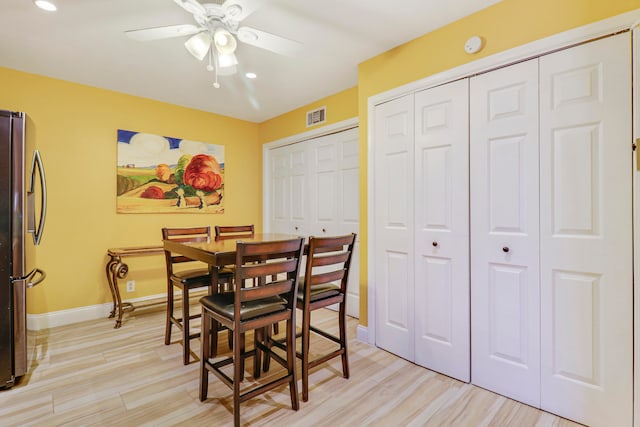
[265,233,356,402]
[162,226,232,365]
[215,224,281,333]
[199,237,304,427]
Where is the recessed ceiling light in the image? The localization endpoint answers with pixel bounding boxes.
[246,72,257,79]
[34,0,57,11]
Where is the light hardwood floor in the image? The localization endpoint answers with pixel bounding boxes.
[0,306,582,426]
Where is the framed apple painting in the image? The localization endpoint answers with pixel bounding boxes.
[116,129,224,214]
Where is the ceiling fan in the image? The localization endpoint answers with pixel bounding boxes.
[125,0,303,87]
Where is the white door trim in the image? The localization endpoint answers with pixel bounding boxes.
[633,25,640,427]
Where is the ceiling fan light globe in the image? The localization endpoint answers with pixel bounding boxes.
[214,28,237,55]
[184,32,211,61]
[217,52,238,68]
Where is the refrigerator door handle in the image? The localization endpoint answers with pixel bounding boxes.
[26,268,46,288]
[28,150,47,246]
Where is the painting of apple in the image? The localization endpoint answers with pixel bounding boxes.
[155,163,172,182]
[140,185,165,199]
[183,154,223,192]
[116,129,225,214]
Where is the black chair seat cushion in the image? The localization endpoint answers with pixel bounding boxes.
[200,293,287,321]
[172,267,235,286]
[171,268,210,286]
[297,281,340,302]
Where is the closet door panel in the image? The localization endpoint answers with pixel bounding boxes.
[414,79,470,381]
[269,147,290,234]
[336,129,361,318]
[309,137,338,236]
[289,142,310,235]
[311,128,361,317]
[470,59,540,407]
[374,95,415,360]
[539,33,632,427]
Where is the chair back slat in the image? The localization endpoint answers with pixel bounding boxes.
[310,269,345,287]
[312,234,356,250]
[239,238,302,257]
[215,225,254,240]
[241,258,298,280]
[311,251,350,268]
[240,279,294,302]
[163,226,210,240]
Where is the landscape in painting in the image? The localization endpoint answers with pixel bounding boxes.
[116,130,224,214]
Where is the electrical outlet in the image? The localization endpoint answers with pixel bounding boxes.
[126,280,135,292]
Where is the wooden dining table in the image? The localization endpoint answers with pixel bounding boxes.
[162,232,303,285]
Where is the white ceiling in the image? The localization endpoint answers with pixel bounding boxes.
[0,0,502,123]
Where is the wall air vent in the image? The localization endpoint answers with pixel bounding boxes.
[306,106,326,127]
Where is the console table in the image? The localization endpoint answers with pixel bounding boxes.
[106,246,164,328]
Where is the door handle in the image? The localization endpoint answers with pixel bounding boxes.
[26,268,46,288]
[29,150,47,245]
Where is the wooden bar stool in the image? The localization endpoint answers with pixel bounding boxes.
[265,233,356,402]
[199,237,305,427]
[162,226,232,365]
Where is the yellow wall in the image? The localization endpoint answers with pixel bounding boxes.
[258,86,358,144]
[0,67,262,314]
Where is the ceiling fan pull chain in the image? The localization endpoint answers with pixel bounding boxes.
[212,49,220,89]
[206,46,214,72]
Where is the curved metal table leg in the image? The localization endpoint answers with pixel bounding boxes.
[105,254,133,329]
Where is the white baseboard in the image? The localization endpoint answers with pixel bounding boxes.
[356,324,369,343]
[28,294,375,343]
[27,293,166,331]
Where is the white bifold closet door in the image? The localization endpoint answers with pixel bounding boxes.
[268,128,361,317]
[471,33,632,426]
[375,79,470,382]
[414,79,470,382]
[374,94,415,361]
[307,128,361,318]
[470,59,541,407]
[538,33,632,427]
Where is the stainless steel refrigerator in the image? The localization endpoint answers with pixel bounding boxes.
[0,110,46,388]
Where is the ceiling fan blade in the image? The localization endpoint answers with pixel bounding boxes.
[125,24,201,41]
[237,26,303,57]
[222,0,262,22]
[174,0,207,16]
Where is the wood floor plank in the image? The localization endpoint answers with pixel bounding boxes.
[0,306,583,426]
